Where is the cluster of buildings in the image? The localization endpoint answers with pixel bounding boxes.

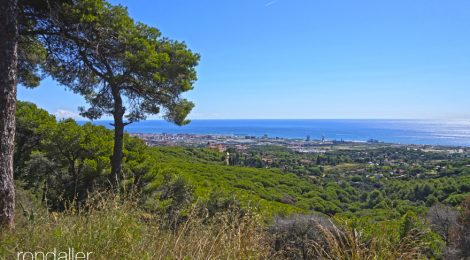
[130,133,342,153]
[130,133,469,157]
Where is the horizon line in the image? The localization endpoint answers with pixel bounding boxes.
[75,118,470,121]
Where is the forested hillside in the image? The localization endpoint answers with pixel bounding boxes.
[1,101,469,259]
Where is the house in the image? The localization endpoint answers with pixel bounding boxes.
[207,143,225,153]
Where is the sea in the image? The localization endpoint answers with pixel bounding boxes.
[86,119,470,147]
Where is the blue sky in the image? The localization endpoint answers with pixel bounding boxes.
[18,0,470,119]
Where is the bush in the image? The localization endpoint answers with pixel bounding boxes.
[454,195,470,258]
[203,191,244,218]
[426,203,458,246]
[268,214,334,259]
[142,172,194,228]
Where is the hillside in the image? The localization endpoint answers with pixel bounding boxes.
[1,101,469,259]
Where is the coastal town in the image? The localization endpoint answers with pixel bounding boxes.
[130,132,378,152]
[130,132,468,154]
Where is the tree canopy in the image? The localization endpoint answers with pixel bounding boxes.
[36,0,199,124]
[33,0,199,183]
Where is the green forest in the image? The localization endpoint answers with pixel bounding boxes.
[1,101,469,259]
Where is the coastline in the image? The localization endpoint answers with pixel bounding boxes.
[130,132,470,154]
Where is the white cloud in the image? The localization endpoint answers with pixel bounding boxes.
[264,0,278,7]
[54,109,81,120]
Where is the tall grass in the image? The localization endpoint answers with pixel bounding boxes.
[0,193,268,259]
[267,214,440,260]
[309,221,430,259]
[0,191,443,259]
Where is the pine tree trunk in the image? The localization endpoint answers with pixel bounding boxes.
[0,0,18,228]
[111,119,124,188]
[110,88,125,189]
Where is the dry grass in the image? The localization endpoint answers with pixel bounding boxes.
[267,215,437,260]
[0,193,268,260]
[0,192,442,260]
[310,221,429,260]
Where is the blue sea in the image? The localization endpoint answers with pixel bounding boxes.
[88,119,470,147]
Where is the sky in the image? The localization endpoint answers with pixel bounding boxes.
[18,0,470,120]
